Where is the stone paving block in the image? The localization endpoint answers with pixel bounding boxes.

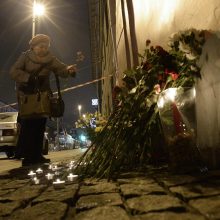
[155,175,198,187]
[120,183,165,197]
[2,185,46,202]
[199,170,220,181]
[0,179,14,186]
[118,172,146,178]
[74,206,130,220]
[0,189,15,197]
[170,182,220,200]
[0,201,22,217]
[0,179,29,190]
[76,193,123,210]
[131,211,206,220]
[189,195,220,219]
[32,184,78,204]
[145,166,169,176]
[79,182,119,195]
[117,178,155,185]
[9,201,68,220]
[126,194,184,213]
[83,178,109,185]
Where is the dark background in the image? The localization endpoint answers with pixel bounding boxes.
[0,0,97,130]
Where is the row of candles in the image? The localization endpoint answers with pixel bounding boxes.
[27,161,78,189]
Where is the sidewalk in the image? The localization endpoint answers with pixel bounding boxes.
[0,158,220,219]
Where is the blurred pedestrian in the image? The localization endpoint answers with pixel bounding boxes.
[10,34,77,166]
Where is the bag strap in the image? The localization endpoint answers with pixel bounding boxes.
[54,74,62,99]
[34,63,50,96]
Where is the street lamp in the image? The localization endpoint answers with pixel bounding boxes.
[78,105,82,117]
[32,0,45,37]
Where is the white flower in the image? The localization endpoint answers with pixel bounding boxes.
[186,53,197,60]
[179,42,191,53]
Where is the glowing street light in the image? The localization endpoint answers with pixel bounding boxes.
[32,0,45,37]
[78,105,82,117]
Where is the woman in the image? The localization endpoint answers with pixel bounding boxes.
[10,34,77,166]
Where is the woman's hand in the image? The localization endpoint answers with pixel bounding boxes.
[67,64,77,74]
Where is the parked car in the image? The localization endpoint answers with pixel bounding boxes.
[55,132,76,149]
[0,112,19,158]
[0,111,49,158]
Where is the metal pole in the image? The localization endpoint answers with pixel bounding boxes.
[32,0,36,37]
[78,105,82,117]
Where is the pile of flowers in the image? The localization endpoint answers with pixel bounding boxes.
[74,29,206,179]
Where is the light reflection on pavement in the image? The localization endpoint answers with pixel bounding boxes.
[0,148,86,174]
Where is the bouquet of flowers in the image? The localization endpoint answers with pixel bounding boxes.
[74,29,206,178]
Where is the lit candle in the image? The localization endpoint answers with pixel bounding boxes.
[36,168,43,174]
[55,171,60,176]
[28,171,36,178]
[52,165,60,171]
[68,164,76,170]
[32,177,40,184]
[53,179,65,189]
[45,173,54,180]
[70,160,75,165]
[68,165,73,170]
[67,173,78,182]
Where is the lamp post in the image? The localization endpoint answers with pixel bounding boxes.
[32,0,45,37]
[78,105,82,117]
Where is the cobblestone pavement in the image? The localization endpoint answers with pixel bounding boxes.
[0,160,220,219]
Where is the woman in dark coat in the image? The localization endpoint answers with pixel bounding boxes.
[10,34,76,166]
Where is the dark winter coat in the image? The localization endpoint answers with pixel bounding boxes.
[10,49,72,95]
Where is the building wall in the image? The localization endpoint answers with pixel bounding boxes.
[91,0,220,115]
[116,0,220,85]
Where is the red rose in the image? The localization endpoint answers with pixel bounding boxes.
[171,73,179,80]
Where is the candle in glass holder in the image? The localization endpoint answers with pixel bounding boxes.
[45,173,54,180]
[68,164,75,170]
[36,168,43,174]
[67,173,78,182]
[32,177,40,184]
[52,165,61,172]
[53,179,65,189]
[54,171,61,176]
[70,160,75,165]
[28,171,36,178]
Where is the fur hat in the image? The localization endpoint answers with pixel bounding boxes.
[29,34,50,48]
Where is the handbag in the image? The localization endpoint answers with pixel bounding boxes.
[18,91,51,118]
[18,64,65,118]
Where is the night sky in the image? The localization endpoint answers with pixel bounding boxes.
[0,0,97,129]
